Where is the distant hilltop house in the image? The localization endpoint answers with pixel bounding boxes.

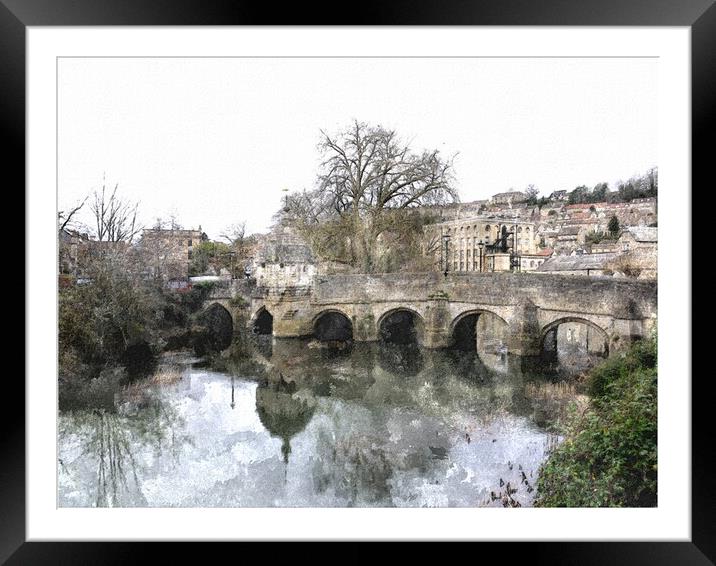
[549,190,568,201]
[138,226,208,280]
[490,191,528,206]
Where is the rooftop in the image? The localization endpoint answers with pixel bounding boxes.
[537,252,619,272]
[624,226,658,243]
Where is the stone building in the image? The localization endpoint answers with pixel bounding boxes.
[563,198,657,230]
[422,200,489,222]
[58,228,90,276]
[536,252,620,276]
[138,227,208,280]
[424,216,543,273]
[490,191,528,206]
[252,224,316,289]
[612,226,657,278]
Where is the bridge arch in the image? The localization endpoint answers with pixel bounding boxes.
[449,309,508,335]
[450,309,509,352]
[251,306,274,335]
[312,309,353,342]
[377,307,425,345]
[541,317,610,364]
[195,302,234,354]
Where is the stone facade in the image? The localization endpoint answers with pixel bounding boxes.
[490,191,528,206]
[425,216,541,273]
[251,224,316,290]
[58,228,90,276]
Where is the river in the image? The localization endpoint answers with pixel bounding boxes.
[58,338,583,508]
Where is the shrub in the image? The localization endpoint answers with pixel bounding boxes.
[534,333,657,507]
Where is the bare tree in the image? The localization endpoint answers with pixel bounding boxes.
[90,178,142,243]
[287,120,458,272]
[220,221,246,247]
[58,197,88,233]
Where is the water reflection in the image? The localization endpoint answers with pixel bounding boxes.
[59,339,571,508]
[255,373,316,464]
[377,342,424,377]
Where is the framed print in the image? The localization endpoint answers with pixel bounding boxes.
[8,0,709,562]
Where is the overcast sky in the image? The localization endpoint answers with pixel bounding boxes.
[58,57,657,240]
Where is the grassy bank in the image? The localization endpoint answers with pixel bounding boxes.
[534,332,657,507]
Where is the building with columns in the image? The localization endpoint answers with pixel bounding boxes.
[424,216,547,273]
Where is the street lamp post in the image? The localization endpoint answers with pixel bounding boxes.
[478,239,484,273]
[442,234,451,277]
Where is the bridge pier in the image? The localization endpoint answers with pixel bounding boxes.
[506,299,543,357]
[609,317,650,353]
[422,298,453,348]
[353,303,378,342]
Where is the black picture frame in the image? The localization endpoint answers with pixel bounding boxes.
[7,0,708,561]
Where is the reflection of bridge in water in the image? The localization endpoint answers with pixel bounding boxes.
[205,272,657,359]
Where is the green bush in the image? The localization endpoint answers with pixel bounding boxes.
[534,333,657,507]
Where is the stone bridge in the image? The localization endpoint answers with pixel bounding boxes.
[205,272,657,357]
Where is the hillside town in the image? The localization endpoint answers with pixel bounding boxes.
[59,186,657,288]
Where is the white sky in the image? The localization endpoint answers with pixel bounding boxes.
[58,57,657,240]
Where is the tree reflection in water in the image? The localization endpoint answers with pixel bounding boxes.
[90,409,146,507]
[377,343,424,377]
[311,427,395,506]
[62,393,189,507]
[255,374,316,464]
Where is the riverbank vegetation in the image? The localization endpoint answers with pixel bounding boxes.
[58,247,229,410]
[534,332,657,507]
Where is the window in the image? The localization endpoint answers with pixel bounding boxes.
[188,239,193,247]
